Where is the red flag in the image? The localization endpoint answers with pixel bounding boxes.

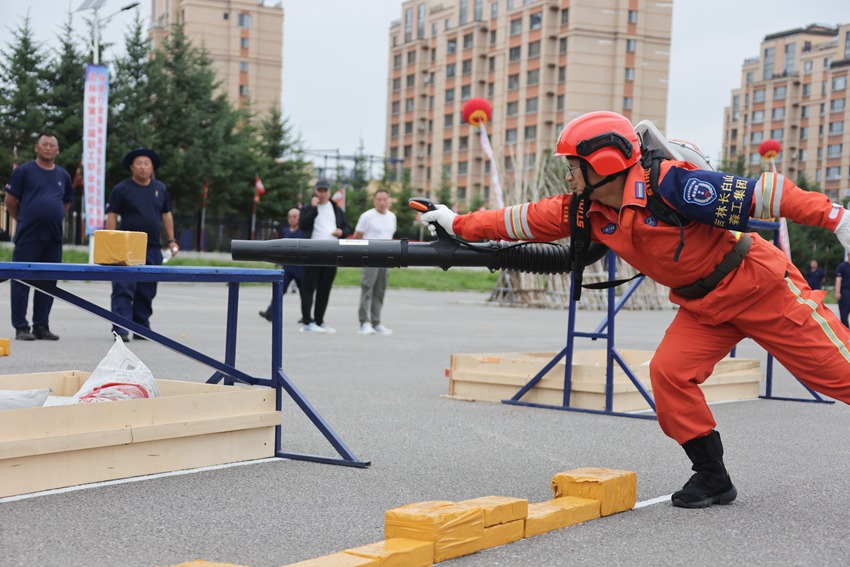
[255,174,266,196]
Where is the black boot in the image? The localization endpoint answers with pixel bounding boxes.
[672,430,737,509]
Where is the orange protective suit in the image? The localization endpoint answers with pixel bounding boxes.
[452,161,850,444]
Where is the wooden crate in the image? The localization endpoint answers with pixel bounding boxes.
[448,349,761,412]
[0,371,280,498]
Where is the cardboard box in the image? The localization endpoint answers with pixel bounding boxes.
[523,502,571,538]
[0,371,280,497]
[460,496,528,527]
[344,538,433,567]
[384,501,485,562]
[93,229,148,266]
[481,519,524,549]
[0,338,8,356]
[551,468,637,516]
[547,496,602,524]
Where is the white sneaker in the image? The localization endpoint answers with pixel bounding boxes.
[373,324,393,335]
[359,322,376,335]
[300,322,326,333]
[318,323,336,334]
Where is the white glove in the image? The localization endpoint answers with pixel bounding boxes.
[834,209,850,252]
[420,204,457,236]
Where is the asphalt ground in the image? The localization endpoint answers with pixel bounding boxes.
[1,279,850,567]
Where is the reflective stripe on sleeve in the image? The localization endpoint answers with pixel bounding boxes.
[754,172,785,220]
[503,204,535,240]
[785,276,850,364]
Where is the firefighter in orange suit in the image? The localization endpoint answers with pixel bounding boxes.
[422,111,850,509]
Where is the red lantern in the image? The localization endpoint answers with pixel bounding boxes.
[462,97,492,127]
[758,139,782,160]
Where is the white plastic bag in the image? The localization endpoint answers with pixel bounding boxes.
[0,389,50,410]
[71,333,160,404]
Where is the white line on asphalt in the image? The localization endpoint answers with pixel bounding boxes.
[0,457,281,503]
[634,494,672,508]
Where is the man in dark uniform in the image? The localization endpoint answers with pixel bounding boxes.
[105,148,178,341]
[3,133,73,340]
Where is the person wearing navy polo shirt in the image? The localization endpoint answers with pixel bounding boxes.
[105,148,178,342]
[3,133,73,341]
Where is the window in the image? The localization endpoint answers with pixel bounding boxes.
[240,37,250,49]
[772,107,785,121]
[447,39,457,54]
[223,12,229,20]
[752,110,764,124]
[474,0,482,20]
[392,101,400,114]
[526,97,538,113]
[833,76,848,91]
[404,8,412,41]
[458,161,468,175]
[490,30,497,45]
[462,59,472,75]
[444,113,454,127]
[732,95,740,120]
[489,57,496,72]
[457,187,467,201]
[406,75,415,88]
[390,124,399,138]
[407,51,416,64]
[560,9,569,26]
[404,121,413,134]
[746,71,754,85]
[445,17,452,30]
[846,30,850,59]
[507,74,519,90]
[239,61,249,72]
[784,43,795,75]
[753,89,765,103]
[432,23,437,37]
[798,149,807,162]
[460,85,471,100]
[528,40,541,58]
[445,89,455,103]
[510,18,522,36]
[393,55,401,69]
[623,96,633,110]
[459,136,469,150]
[487,82,494,97]
[446,63,456,78]
[491,1,498,19]
[804,60,813,73]
[826,166,841,180]
[628,10,637,24]
[799,126,808,140]
[829,121,845,135]
[770,128,783,141]
[763,47,774,81]
[802,83,811,97]
[505,128,517,144]
[773,85,786,99]
[459,0,468,25]
[443,138,453,152]
[749,152,761,165]
[529,12,542,30]
[392,78,401,91]
[527,69,539,85]
[832,99,846,113]
[463,33,473,50]
[405,98,414,112]
[557,94,564,111]
[509,46,521,62]
[801,105,809,118]
[506,101,519,116]
[558,66,566,83]
[827,144,842,158]
[626,39,636,53]
[404,145,412,158]
[504,156,514,170]
[625,68,634,81]
[524,125,537,140]
[559,37,568,54]
[239,84,248,96]
[237,13,252,28]
[418,3,425,39]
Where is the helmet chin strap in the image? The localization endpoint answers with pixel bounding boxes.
[579,160,621,196]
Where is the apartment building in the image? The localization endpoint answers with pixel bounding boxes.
[149,0,284,119]
[723,23,850,200]
[385,0,672,208]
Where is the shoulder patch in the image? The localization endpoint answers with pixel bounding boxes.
[634,181,645,199]
[683,178,717,206]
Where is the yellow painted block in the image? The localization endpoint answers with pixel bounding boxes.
[344,538,433,567]
[482,519,525,549]
[384,500,485,562]
[523,502,571,538]
[460,496,528,527]
[0,338,9,356]
[93,229,148,266]
[283,552,378,566]
[547,496,602,525]
[551,468,637,516]
[165,561,249,567]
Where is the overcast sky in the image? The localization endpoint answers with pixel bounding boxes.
[1,0,846,167]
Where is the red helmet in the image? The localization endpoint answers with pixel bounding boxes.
[554,111,641,175]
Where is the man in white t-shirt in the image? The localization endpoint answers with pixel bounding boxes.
[353,189,397,335]
[298,178,352,333]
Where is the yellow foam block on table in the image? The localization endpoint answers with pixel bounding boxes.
[93,229,148,266]
[0,338,9,356]
[524,502,571,538]
[344,538,433,567]
[551,468,636,516]
[283,552,378,566]
[482,519,525,549]
[548,496,602,525]
[384,500,485,562]
[460,496,528,527]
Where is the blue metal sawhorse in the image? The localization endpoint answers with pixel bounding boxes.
[503,221,834,416]
[0,262,371,467]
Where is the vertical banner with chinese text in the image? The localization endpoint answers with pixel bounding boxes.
[82,64,109,236]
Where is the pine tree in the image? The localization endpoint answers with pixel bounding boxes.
[46,12,86,175]
[0,14,51,182]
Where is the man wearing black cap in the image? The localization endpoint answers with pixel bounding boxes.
[105,148,177,341]
[298,178,351,333]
